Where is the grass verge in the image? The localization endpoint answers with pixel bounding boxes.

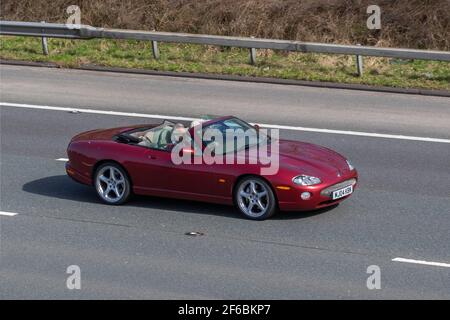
[1,36,449,90]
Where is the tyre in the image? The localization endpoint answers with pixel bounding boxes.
[94,162,131,205]
[234,176,277,220]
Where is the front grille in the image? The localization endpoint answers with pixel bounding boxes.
[320,178,356,197]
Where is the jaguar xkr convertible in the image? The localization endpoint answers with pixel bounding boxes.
[66,116,358,220]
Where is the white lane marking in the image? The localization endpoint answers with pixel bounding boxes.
[0,211,18,217]
[0,102,195,121]
[260,124,450,144]
[1,102,450,144]
[56,158,69,162]
[392,257,450,268]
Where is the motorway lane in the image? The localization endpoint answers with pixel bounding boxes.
[1,65,450,298]
[3,213,449,299]
[2,212,450,299]
[1,64,450,139]
[1,106,450,298]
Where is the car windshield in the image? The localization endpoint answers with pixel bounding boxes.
[198,118,270,155]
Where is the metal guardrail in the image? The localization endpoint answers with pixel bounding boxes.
[1,20,449,76]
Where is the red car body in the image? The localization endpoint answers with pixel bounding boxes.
[66,116,358,212]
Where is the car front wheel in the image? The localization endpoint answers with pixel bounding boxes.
[234,177,277,220]
[94,163,131,205]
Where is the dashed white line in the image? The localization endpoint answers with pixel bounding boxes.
[1,102,450,144]
[55,158,69,162]
[0,211,18,217]
[392,257,450,268]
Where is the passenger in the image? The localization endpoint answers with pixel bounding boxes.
[171,123,188,143]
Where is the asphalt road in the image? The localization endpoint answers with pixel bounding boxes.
[0,64,449,299]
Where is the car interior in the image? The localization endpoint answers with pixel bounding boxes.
[118,120,200,151]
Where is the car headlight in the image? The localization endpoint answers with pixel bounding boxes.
[292,175,321,186]
[346,159,355,171]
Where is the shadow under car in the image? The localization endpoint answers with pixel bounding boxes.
[22,175,338,220]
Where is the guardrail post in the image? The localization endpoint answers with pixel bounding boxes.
[41,21,49,55]
[151,41,159,59]
[151,30,160,59]
[356,44,363,77]
[249,36,256,65]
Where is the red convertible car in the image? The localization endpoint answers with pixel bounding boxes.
[66,116,357,220]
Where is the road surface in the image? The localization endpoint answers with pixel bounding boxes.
[1,64,449,299]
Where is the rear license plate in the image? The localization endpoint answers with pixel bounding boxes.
[332,185,353,200]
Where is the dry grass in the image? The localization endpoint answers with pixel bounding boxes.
[1,0,449,50]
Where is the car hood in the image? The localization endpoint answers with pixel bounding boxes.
[273,139,350,177]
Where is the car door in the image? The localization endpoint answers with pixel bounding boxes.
[121,144,173,194]
[165,152,234,202]
[164,123,237,201]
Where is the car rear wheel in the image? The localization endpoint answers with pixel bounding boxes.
[234,177,277,220]
[94,163,131,205]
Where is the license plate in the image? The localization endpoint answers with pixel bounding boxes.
[332,185,353,200]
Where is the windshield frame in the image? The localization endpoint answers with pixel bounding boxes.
[197,117,271,156]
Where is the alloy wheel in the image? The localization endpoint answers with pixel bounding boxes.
[95,165,127,203]
[237,179,270,218]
